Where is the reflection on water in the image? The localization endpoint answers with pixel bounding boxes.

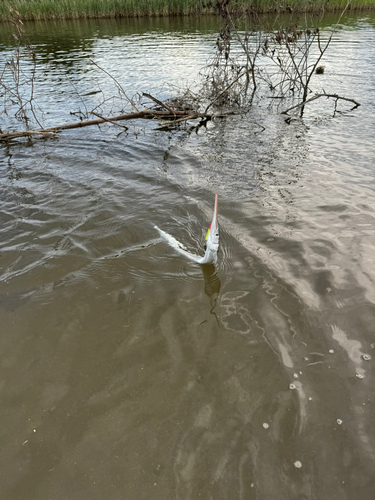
[1,11,375,500]
[201,263,221,317]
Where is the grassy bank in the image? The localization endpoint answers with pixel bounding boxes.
[1,0,375,22]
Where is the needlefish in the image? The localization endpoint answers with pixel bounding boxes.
[154,193,219,265]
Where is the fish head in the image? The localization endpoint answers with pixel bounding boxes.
[205,193,219,259]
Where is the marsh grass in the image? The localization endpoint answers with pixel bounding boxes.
[0,0,374,22]
[1,0,200,21]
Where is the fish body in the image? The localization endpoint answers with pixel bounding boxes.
[155,193,219,265]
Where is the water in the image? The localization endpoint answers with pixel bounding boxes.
[1,12,375,500]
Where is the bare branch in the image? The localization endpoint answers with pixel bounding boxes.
[142,93,176,115]
[90,111,128,130]
[204,70,248,114]
[89,59,138,111]
[156,114,198,130]
[282,93,361,115]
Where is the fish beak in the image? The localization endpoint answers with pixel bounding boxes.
[213,193,218,227]
[205,193,218,241]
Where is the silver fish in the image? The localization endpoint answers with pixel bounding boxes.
[155,193,219,265]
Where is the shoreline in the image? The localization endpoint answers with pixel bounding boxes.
[1,1,375,23]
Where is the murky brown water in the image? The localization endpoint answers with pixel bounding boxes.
[1,12,375,500]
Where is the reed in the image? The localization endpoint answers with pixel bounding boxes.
[0,0,374,22]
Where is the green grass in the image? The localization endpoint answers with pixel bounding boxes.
[1,0,375,21]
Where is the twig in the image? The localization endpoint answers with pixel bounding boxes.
[254,122,266,134]
[204,70,248,114]
[68,77,89,118]
[90,111,128,130]
[89,59,138,110]
[142,93,176,115]
[156,114,198,130]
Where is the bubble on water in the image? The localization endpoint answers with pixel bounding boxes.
[294,461,302,468]
[362,354,371,361]
[250,483,254,488]
[293,373,299,379]
[299,371,303,375]
[329,349,334,354]
[289,383,296,390]
[263,422,269,429]
[337,419,343,425]
[356,373,365,379]
[304,357,309,361]
[308,397,313,401]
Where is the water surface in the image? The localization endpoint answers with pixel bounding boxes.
[1,12,375,500]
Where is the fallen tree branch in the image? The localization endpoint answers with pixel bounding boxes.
[0,130,56,139]
[0,108,197,141]
[282,93,361,115]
